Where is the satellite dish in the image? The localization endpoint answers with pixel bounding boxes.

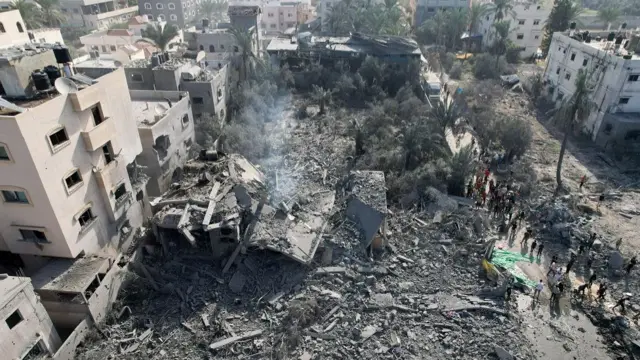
[113,60,123,67]
[154,103,169,115]
[196,50,206,63]
[54,77,78,95]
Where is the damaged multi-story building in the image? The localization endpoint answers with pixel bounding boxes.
[125,57,229,121]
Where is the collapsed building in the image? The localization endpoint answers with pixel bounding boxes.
[345,170,389,250]
[150,152,336,266]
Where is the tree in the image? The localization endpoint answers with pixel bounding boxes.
[491,20,511,70]
[326,0,409,36]
[447,144,476,196]
[597,7,620,30]
[311,85,333,115]
[137,23,179,51]
[11,0,41,29]
[229,26,259,82]
[552,70,594,192]
[198,0,228,24]
[431,94,461,135]
[417,9,466,50]
[468,2,488,33]
[487,0,515,22]
[541,0,583,55]
[34,0,65,27]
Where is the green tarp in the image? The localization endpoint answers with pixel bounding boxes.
[490,249,538,287]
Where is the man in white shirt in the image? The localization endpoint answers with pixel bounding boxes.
[533,280,544,300]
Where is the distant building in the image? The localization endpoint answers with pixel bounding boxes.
[130,90,195,196]
[28,28,65,45]
[127,14,152,36]
[414,0,470,27]
[478,0,551,59]
[138,0,197,28]
[0,275,61,359]
[262,0,313,34]
[59,0,138,30]
[0,10,31,49]
[0,47,147,268]
[543,31,640,147]
[80,29,141,55]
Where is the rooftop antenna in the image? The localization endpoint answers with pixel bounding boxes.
[54,77,78,95]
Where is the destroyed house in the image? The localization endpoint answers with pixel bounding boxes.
[131,90,195,197]
[0,275,61,359]
[151,153,335,265]
[345,170,388,249]
[266,32,423,69]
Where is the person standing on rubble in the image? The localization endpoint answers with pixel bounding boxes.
[566,253,577,273]
[588,273,597,287]
[530,239,537,255]
[510,221,518,241]
[579,175,587,190]
[596,282,607,301]
[613,294,631,313]
[533,280,544,300]
[467,180,474,198]
[626,256,637,275]
[537,243,544,259]
[575,283,588,297]
[504,277,514,302]
[521,227,531,246]
[586,252,594,270]
[597,193,605,211]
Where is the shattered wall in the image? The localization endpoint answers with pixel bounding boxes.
[134,91,195,197]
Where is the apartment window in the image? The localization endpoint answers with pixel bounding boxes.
[428,7,435,13]
[0,144,10,161]
[557,91,565,101]
[518,19,525,25]
[0,22,5,33]
[619,97,630,104]
[570,52,576,61]
[270,24,276,29]
[2,190,28,204]
[16,22,23,33]
[233,45,239,52]
[220,44,224,50]
[534,35,539,40]
[144,2,151,9]
[268,12,273,17]
[102,142,114,164]
[565,72,571,80]
[209,45,215,52]
[48,127,69,148]
[129,73,143,82]
[5,310,23,329]
[91,105,105,126]
[288,13,292,17]
[110,45,116,51]
[582,59,588,67]
[147,14,154,20]
[158,15,165,21]
[77,208,95,228]
[516,34,524,40]
[101,45,107,52]
[114,183,127,201]
[168,2,175,9]
[603,123,613,135]
[199,44,204,50]
[217,88,222,100]
[533,19,540,25]
[182,114,189,125]
[64,169,83,191]
[629,74,639,82]
[170,14,177,20]
[156,3,163,9]
[193,97,204,104]
[20,229,48,243]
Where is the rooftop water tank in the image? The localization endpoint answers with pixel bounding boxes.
[32,70,50,91]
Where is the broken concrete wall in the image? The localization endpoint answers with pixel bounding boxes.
[51,317,92,360]
[346,197,385,248]
[87,256,127,323]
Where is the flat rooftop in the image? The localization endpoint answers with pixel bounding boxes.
[267,34,422,56]
[557,32,640,60]
[132,97,181,127]
[0,275,29,308]
[31,257,109,294]
[75,57,121,69]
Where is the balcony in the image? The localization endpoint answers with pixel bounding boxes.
[70,85,102,112]
[81,120,114,152]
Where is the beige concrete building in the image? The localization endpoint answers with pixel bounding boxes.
[0,10,30,49]
[0,48,146,264]
[131,90,195,196]
[28,28,65,45]
[0,274,61,359]
[60,0,139,31]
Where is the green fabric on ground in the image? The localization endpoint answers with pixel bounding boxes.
[491,249,538,287]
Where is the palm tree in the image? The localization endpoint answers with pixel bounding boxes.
[597,7,620,30]
[447,144,476,196]
[229,26,259,82]
[311,85,333,115]
[492,20,511,70]
[197,0,228,24]
[552,70,594,193]
[468,2,488,34]
[11,0,41,29]
[541,0,584,55]
[447,8,468,50]
[487,0,515,22]
[137,23,179,51]
[34,0,66,27]
[431,94,461,135]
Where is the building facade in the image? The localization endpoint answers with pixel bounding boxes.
[80,29,141,55]
[0,275,61,359]
[130,90,195,196]
[543,31,640,146]
[138,0,197,27]
[262,0,311,33]
[0,10,30,49]
[60,0,138,30]
[0,52,146,263]
[414,0,470,27]
[478,0,551,58]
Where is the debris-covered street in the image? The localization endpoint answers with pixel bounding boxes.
[74,71,640,360]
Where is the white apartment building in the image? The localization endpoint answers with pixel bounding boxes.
[262,0,313,33]
[415,0,469,26]
[478,0,551,58]
[60,0,138,30]
[544,31,640,147]
[80,29,141,55]
[28,28,65,45]
[0,10,30,49]
[0,275,61,359]
[0,48,146,266]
